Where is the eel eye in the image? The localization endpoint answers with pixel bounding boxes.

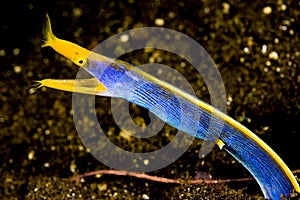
[75,57,87,66]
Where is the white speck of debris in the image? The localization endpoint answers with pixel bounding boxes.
[142,194,150,200]
[28,150,35,160]
[243,47,250,53]
[155,18,164,26]
[168,12,175,18]
[263,126,270,131]
[14,65,22,73]
[279,25,287,31]
[204,7,210,13]
[120,34,129,43]
[222,2,230,14]
[263,6,272,15]
[13,48,20,56]
[266,61,271,66]
[0,49,5,57]
[280,4,287,11]
[28,88,36,94]
[227,96,233,105]
[269,51,278,60]
[45,129,50,135]
[143,159,149,166]
[112,192,118,197]
[157,68,163,74]
[70,163,76,173]
[276,67,281,72]
[261,45,267,54]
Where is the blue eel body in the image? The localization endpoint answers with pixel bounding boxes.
[81,58,298,199]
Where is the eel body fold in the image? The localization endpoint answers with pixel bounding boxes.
[39,14,300,199]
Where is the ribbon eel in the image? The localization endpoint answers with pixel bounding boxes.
[38,14,300,199]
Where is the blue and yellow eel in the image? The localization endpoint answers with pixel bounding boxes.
[37,14,300,199]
